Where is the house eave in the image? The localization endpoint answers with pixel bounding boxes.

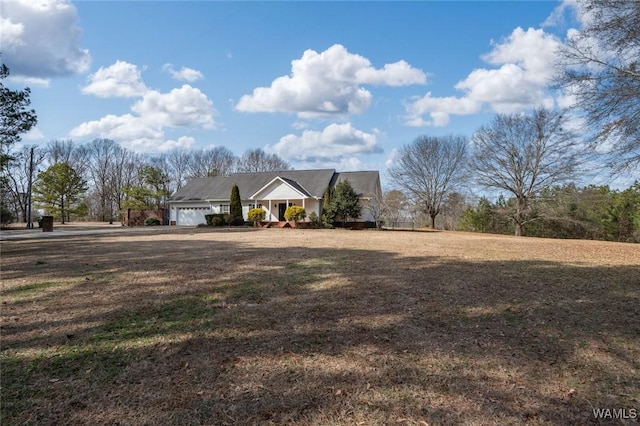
[250,176,309,199]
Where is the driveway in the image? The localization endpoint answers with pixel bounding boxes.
[0,224,170,241]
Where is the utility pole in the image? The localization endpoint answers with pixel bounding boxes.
[26,146,34,229]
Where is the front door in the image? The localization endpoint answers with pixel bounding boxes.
[278,203,287,221]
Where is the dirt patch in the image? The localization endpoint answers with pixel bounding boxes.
[1,228,639,425]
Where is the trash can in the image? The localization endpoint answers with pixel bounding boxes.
[41,216,54,232]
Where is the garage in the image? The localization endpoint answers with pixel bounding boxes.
[176,207,209,226]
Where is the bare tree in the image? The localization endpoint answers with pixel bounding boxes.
[46,139,90,178]
[472,108,581,236]
[381,189,410,225]
[87,139,124,221]
[437,192,468,231]
[388,135,468,229]
[554,0,640,170]
[189,147,236,178]
[364,189,384,229]
[235,148,291,173]
[109,149,143,222]
[164,148,192,190]
[3,145,46,223]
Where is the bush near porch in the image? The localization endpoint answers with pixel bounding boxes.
[284,206,306,222]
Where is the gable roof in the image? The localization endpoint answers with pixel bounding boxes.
[250,176,312,199]
[168,169,380,202]
[332,171,381,198]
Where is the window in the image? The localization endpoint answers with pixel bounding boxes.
[219,204,229,214]
[249,203,262,209]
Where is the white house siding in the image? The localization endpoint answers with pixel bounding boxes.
[304,199,321,220]
[259,181,304,200]
[172,198,368,225]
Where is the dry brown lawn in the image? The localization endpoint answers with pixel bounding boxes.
[1,228,639,425]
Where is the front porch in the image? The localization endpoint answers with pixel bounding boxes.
[250,176,321,223]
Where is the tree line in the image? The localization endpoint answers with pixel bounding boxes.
[382,106,639,242]
[1,0,638,240]
[376,183,640,243]
[1,138,292,225]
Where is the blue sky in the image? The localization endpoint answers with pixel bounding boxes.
[3,0,593,186]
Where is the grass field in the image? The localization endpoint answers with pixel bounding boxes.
[1,228,639,425]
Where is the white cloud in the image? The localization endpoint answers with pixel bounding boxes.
[71,77,217,153]
[6,75,51,88]
[542,0,580,28]
[70,114,163,141]
[482,27,559,81]
[131,85,217,129]
[81,61,148,98]
[69,112,203,154]
[265,122,381,164]
[162,63,204,82]
[455,63,555,114]
[23,127,45,141]
[356,60,429,87]
[0,17,24,50]
[0,0,90,78]
[121,135,197,153]
[384,148,399,169]
[405,93,481,127]
[157,136,196,151]
[236,44,426,119]
[404,27,560,126]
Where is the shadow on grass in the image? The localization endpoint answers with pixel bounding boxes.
[1,231,639,425]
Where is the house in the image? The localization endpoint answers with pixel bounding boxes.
[168,169,382,226]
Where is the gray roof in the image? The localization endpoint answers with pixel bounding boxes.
[333,171,381,198]
[169,169,380,202]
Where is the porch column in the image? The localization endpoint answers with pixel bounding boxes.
[269,199,272,221]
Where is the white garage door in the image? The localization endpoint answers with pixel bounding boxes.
[177,207,209,226]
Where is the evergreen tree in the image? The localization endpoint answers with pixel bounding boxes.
[321,185,331,223]
[1,64,37,172]
[33,163,88,224]
[229,184,243,222]
[325,180,361,226]
[122,165,170,213]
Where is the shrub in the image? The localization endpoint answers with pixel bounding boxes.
[204,214,214,226]
[212,216,224,226]
[308,211,321,228]
[284,205,306,222]
[247,208,266,223]
[144,217,161,226]
[0,204,14,227]
[230,216,245,226]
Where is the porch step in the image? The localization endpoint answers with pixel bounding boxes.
[261,221,292,228]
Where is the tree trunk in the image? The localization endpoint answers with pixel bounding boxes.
[61,197,66,225]
[430,214,436,229]
[514,197,526,236]
[515,221,523,236]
